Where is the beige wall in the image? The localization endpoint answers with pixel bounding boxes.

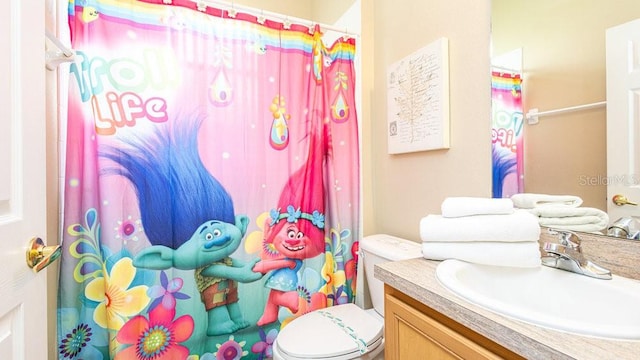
[370,0,492,241]
[310,0,357,24]
[492,0,640,211]
[360,2,375,237]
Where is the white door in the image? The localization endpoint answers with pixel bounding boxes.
[606,18,640,223]
[0,1,50,359]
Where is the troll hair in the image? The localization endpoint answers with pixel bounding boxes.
[264,114,328,254]
[100,117,235,249]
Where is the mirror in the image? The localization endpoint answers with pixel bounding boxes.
[491,0,640,237]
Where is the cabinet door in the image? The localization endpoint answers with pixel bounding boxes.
[384,291,514,360]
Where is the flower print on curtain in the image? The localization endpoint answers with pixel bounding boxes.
[491,71,524,198]
[57,1,360,359]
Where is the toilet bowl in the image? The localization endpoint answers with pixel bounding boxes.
[272,234,422,360]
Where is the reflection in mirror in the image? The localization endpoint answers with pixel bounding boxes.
[491,49,523,199]
[491,0,640,237]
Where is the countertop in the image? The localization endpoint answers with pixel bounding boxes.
[375,257,640,360]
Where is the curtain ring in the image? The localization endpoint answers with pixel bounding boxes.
[196,0,207,12]
[257,10,266,24]
[342,27,350,41]
[228,1,237,19]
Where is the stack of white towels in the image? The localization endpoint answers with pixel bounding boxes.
[420,197,542,268]
[510,193,609,233]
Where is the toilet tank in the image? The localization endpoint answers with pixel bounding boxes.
[360,234,422,316]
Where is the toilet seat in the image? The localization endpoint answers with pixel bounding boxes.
[273,303,384,360]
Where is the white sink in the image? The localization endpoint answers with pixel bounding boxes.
[435,259,640,340]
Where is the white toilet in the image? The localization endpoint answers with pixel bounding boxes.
[272,234,422,360]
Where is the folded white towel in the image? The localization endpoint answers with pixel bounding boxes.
[420,210,541,243]
[422,241,541,268]
[441,197,514,218]
[528,206,609,232]
[511,193,583,209]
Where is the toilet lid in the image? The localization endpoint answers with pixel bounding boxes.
[276,303,383,359]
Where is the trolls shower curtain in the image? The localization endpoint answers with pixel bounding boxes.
[57,1,359,359]
[491,71,523,198]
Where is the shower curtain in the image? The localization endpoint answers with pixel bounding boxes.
[491,71,523,198]
[57,1,359,359]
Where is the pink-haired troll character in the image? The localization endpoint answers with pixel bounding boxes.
[253,121,328,326]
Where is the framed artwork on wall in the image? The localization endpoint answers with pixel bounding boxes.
[386,37,450,154]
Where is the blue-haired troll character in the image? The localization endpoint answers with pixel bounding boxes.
[100,118,262,336]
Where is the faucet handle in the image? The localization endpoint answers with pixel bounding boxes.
[548,228,581,248]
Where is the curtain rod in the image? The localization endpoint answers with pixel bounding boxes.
[45,29,75,70]
[525,101,606,125]
[187,0,359,38]
[45,30,73,57]
[491,65,520,74]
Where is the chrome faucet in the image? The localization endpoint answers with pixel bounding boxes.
[541,229,612,280]
[607,217,640,239]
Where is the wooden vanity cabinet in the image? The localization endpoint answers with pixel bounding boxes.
[384,285,524,360]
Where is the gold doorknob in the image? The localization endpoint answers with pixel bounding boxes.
[26,237,61,273]
[612,194,638,206]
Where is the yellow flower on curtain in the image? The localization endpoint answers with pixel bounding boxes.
[85,257,150,330]
[319,252,346,304]
[244,212,269,255]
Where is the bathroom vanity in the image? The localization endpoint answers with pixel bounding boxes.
[384,284,523,359]
[376,257,640,359]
